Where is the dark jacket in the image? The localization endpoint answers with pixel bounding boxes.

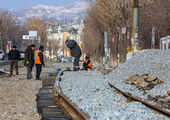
[24,47,34,67]
[38,52,45,65]
[8,49,21,60]
[66,40,82,57]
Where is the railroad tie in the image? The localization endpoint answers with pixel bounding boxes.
[36,75,70,120]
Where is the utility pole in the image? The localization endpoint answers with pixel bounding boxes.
[132,0,139,56]
[104,31,109,63]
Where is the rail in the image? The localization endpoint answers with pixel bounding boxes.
[54,87,90,120]
[109,83,170,118]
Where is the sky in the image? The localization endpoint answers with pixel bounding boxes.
[0,0,84,11]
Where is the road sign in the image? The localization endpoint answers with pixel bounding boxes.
[126,47,131,53]
[121,28,126,34]
[112,37,115,43]
[29,31,37,37]
[23,35,29,40]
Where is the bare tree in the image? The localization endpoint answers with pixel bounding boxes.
[0,10,26,52]
[84,0,132,64]
[139,0,170,49]
[84,0,170,66]
[25,17,47,48]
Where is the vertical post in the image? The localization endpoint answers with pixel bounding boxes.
[104,31,109,63]
[151,26,155,48]
[63,32,65,56]
[118,32,120,65]
[132,0,139,56]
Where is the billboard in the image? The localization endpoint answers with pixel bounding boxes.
[29,31,37,37]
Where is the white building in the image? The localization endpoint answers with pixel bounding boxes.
[46,24,64,56]
[160,36,170,50]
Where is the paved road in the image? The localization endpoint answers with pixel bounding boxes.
[0,60,9,65]
[0,60,9,71]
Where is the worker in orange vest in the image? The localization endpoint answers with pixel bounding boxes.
[35,45,45,80]
[83,56,93,71]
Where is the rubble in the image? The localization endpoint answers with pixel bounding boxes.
[124,74,164,91]
[148,91,170,109]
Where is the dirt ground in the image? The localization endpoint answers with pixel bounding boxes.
[0,64,56,120]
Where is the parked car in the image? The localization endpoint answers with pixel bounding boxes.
[0,50,5,60]
[20,51,25,60]
[57,55,64,62]
[61,57,73,63]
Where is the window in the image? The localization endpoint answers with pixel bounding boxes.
[164,44,166,50]
[161,43,163,49]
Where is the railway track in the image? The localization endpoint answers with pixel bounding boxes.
[37,72,89,120]
[36,68,169,120]
[0,61,9,69]
[109,83,170,118]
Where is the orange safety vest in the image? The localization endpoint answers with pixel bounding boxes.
[85,59,93,67]
[35,50,43,64]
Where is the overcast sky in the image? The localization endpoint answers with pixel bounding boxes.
[0,0,84,11]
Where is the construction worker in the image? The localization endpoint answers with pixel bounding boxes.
[24,44,36,79]
[65,39,82,71]
[8,45,21,76]
[83,56,93,71]
[35,45,45,80]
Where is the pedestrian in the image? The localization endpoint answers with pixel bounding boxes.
[65,39,82,71]
[8,45,21,76]
[35,45,45,80]
[24,44,36,79]
[83,55,93,71]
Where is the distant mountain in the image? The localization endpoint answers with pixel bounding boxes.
[17,2,88,23]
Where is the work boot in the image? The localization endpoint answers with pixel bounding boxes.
[73,66,80,71]
[36,78,41,80]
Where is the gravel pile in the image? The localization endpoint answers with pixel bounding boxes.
[58,72,168,119]
[106,50,170,98]
[56,50,170,120]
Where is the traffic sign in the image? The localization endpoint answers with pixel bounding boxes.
[29,31,37,37]
[121,28,126,34]
[23,35,29,40]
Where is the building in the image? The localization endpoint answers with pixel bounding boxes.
[66,20,85,59]
[46,20,85,59]
[46,24,64,56]
[160,36,170,50]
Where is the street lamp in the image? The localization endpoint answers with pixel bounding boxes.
[131,0,153,56]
